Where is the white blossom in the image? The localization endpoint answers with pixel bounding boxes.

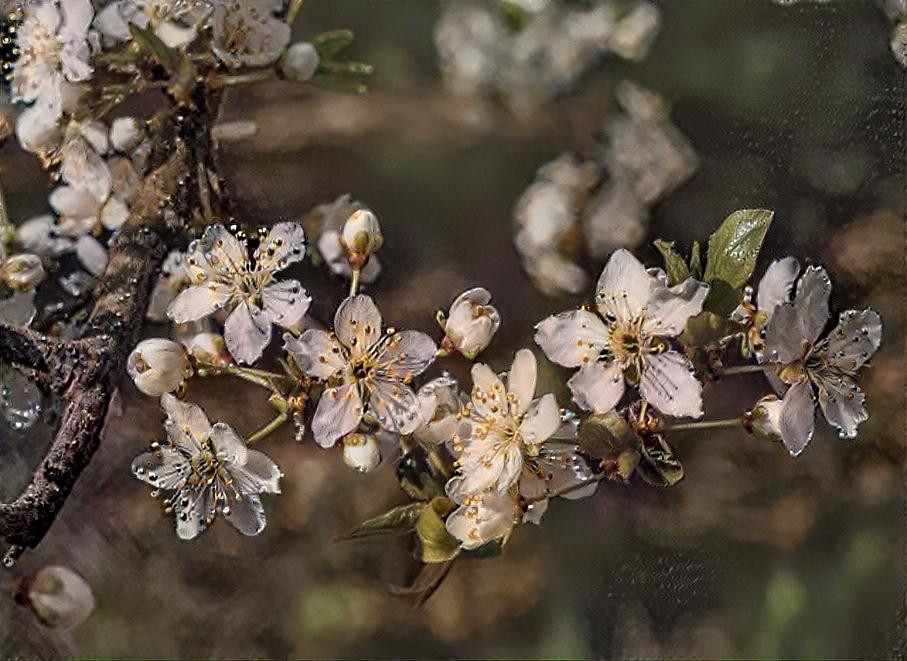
[446,349,561,498]
[437,287,500,360]
[282,42,320,81]
[0,253,45,290]
[94,0,202,49]
[762,266,882,455]
[535,249,707,418]
[342,433,382,473]
[16,215,72,256]
[127,338,191,397]
[15,104,60,154]
[211,0,292,69]
[166,223,311,365]
[131,394,282,540]
[21,565,95,630]
[110,116,145,153]
[413,374,464,445]
[148,250,190,322]
[75,235,108,277]
[283,294,437,448]
[340,208,383,267]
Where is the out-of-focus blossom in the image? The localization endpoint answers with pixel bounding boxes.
[0,253,45,290]
[414,374,464,445]
[284,294,436,448]
[446,349,561,498]
[132,394,282,540]
[211,120,259,144]
[535,249,707,418]
[16,215,72,256]
[17,565,95,630]
[313,194,382,284]
[94,0,202,49]
[732,256,800,357]
[0,289,37,326]
[148,250,190,322]
[110,116,145,153]
[127,338,192,397]
[763,266,882,455]
[340,209,383,269]
[166,223,311,364]
[342,433,382,473]
[211,0,291,69]
[582,176,647,259]
[182,332,232,366]
[437,287,500,359]
[75,234,108,277]
[282,41,320,81]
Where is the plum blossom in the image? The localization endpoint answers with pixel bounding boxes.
[131,394,282,540]
[94,0,203,49]
[211,0,292,69]
[282,42,320,81]
[16,215,72,257]
[283,294,437,448]
[340,209,383,268]
[127,338,192,397]
[762,266,882,456]
[413,374,465,445]
[148,250,190,321]
[342,433,382,473]
[446,349,561,499]
[166,223,311,364]
[182,332,232,366]
[535,249,707,418]
[732,256,800,357]
[437,287,501,359]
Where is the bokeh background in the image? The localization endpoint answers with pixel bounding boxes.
[1,0,904,658]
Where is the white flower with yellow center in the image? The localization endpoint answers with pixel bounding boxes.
[131,394,282,540]
[284,294,437,448]
[446,349,561,498]
[211,0,291,69]
[166,223,311,365]
[95,0,203,49]
[535,249,707,418]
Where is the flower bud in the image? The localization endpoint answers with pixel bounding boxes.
[340,209,383,268]
[438,287,501,359]
[183,332,232,367]
[1,253,45,290]
[127,338,192,397]
[342,433,381,473]
[110,117,145,153]
[747,395,783,442]
[282,42,320,82]
[17,565,95,630]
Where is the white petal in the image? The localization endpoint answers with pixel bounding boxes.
[175,486,215,540]
[15,105,60,154]
[534,309,609,368]
[819,308,882,372]
[192,224,247,279]
[101,197,130,231]
[211,422,248,466]
[161,393,210,455]
[254,222,307,272]
[778,379,816,456]
[223,493,266,536]
[756,256,800,315]
[567,360,624,413]
[334,294,382,359]
[231,449,282,494]
[595,249,657,322]
[455,434,524,494]
[518,394,560,447]
[60,0,93,41]
[166,284,233,324]
[368,380,422,435]
[131,447,190,490]
[815,373,867,440]
[764,304,808,364]
[75,235,107,277]
[445,491,516,550]
[223,302,272,364]
[283,330,346,379]
[506,349,537,416]
[793,266,832,345]
[470,362,507,421]
[261,279,311,327]
[643,277,709,337]
[49,186,100,219]
[376,331,437,380]
[312,382,363,448]
[639,351,703,418]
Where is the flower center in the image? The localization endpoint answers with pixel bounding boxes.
[606,319,648,367]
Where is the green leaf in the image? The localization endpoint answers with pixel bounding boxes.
[702,209,774,315]
[637,434,684,487]
[336,502,425,541]
[319,60,374,77]
[415,497,460,564]
[681,311,743,349]
[577,411,631,457]
[689,241,703,279]
[312,29,356,59]
[129,22,179,74]
[653,239,691,286]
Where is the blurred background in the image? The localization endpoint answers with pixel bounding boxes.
[1,0,904,658]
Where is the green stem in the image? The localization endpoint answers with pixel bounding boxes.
[720,364,764,376]
[247,412,290,445]
[196,363,294,393]
[286,0,306,23]
[657,418,742,433]
[349,266,361,297]
[215,70,276,87]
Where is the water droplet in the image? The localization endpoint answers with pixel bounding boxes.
[0,367,42,430]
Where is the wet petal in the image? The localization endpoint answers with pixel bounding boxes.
[223,493,266,536]
[211,421,247,466]
[233,450,282,494]
[506,349,537,416]
[195,224,248,278]
[166,284,233,324]
[470,362,507,421]
[224,301,272,364]
[175,485,215,540]
[284,329,346,379]
[254,222,307,271]
[376,330,437,380]
[639,351,703,418]
[454,434,523,494]
[764,303,808,364]
[567,360,624,414]
[312,382,363,448]
[161,393,210,455]
[815,372,867,439]
[445,490,516,550]
[518,393,560,447]
[368,380,422,435]
[819,308,882,373]
[778,379,816,456]
[756,256,800,315]
[643,277,709,337]
[131,447,190,490]
[793,266,832,345]
[334,294,382,359]
[595,249,656,322]
[534,309,609,368]
[261,279,311,327]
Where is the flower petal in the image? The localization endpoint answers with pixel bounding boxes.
[445,490,516,550]
[233,449,282,495]
[793,265,832,345]
[175,485,215,541]
[131,447,190,490]
[368,380,422,435]
[166,284,233,324]
[211,421,247,466]
[534,309,609,368]
[778,379,816,456]
[819,308,882,373]
[261,279,311,327]
[161,393,210,454]
[643,277,709,337]
[815,373,867,440]
[470,362,507,421]
[507,349,537,416]
[224,301,272,365]
[283,330,346,379]
[454,434,524,494]
[518,393,560,447]
[376,330,437,380]
[639,350,703,418]
[311,382,363,448]
[756,256,800,315]
[567,359,624,413]
[223,493,266,536]
[254,222,307,271]
[595,249,656,322]
[334,294,382,359]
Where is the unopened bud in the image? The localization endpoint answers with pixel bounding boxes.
[1,253,45,290]
[127,338,192,397]
[746,394,783,442]
[342,433,381,473]
[183,332,232,366]
[340,209,383,268]
[17,565,95,630]
[282,42,320,82]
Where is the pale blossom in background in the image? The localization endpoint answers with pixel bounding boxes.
[0,253,46,290]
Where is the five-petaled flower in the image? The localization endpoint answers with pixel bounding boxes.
[131,394,282,540]
[211,0,291,69]
[283,294,437,448]
[762,265,882,456]
[535,249,707,418]
[166,223,311,365]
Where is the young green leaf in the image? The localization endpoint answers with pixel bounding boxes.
[653,239,691,286]
[336,502,426,541]
[415,497,460,564]
[702,209,773,315]
[312,29,356,59]
[129,23,179,74]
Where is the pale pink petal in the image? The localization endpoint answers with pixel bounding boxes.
[567,360,624,413]
[312,382,363,448]
[534,309,609,368]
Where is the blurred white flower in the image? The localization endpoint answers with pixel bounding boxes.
[75,234,108,277]
[438,287,500,360]
[15,104,61,154]
[446,349,560,498]
[94,0,202,49]
[535,249,707,418]
[211,0,291,69]
[413,374,464,445]
[0,253,45,290]
[132,394,282,540]
[147,250,190,322]
[763,266,882,455]
[182,332,232,367]
[127,338,191,397]
[731,256,800,357]
[110,116,145,153]
[282,41,320,81]
[16,215,72,256]
[166,223,311,364]
[19,565,94,630]
[283,294,437,448]
[314,194,382,284]
[342,433,382,473]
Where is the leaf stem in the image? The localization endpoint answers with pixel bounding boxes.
[196,362,294,393]
[247,412,290,444]
[657,418,742,433]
